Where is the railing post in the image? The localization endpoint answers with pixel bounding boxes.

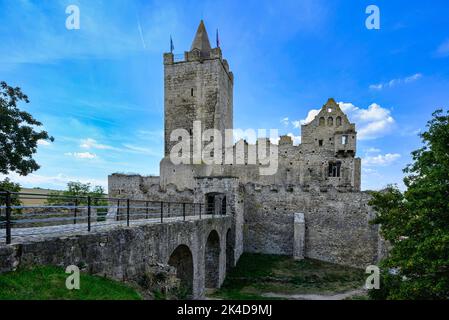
[183,203,186,221]
[160,202,163,223]
[146,201,149,219]
[74,198,78,225]
[5,191,12,244]
[126,199,130,227]
[116,199,120,222]
[87,196,91,232]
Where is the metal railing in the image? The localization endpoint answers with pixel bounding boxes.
[0,191,223,245]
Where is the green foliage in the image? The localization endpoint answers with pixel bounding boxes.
[47,182,108,221]
[369,109,449,300]
[47,182,106,205]
[0,178,21,206]
[212,253,365,300]
[0,266,141,300]
[0,81,54,176]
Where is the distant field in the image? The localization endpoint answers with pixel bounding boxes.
[19,188,62,206]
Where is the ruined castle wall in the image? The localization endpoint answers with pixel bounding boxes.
[160,139,359,191]
[108,174,194,203]
[243,184,380,268]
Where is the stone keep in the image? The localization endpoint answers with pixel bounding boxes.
[162,20,233,157]
[160,21,234,188]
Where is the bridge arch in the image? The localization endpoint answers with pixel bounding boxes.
[205,230,220,288]
[168,244,194,297]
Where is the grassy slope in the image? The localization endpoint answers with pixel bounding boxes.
[211,253,365,300]
[0,266,142,300]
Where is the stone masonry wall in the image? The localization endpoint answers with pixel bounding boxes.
[243,184,381,268]
[108,174,194,203]
[0,216,232,299]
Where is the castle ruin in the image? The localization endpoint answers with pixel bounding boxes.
[109,21,383,269]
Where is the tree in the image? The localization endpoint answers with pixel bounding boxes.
[47,182,106,205]
[0,178,21,206]
[0,81,54,176]
[369,109,449,300]
[47,182,108,221]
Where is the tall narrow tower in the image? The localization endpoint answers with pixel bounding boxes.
[163,20,234,157]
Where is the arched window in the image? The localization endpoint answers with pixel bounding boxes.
[319,117,325,126]
[328,161,341,177]
[327,117,333,126]
[336,116,342,126]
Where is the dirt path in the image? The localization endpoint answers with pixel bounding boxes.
[261,288,367,300]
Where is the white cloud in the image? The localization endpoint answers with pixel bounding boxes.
[298,109,320,125]
[369,73,422,90]
[0,172,107,189]
[280,117,290,126]
[64,152,97,159]
[338,102,395,140]
[364,147,381,153]
[79,137,161,157]
[436,39,449,57]
[80,138,114,150]
[137,130,164,142]
[363,153,401,167]
[404,73,422,83]
[122,144,160,157]
[291,120,300,128]
[369,84,383,90]
[37,139,51,146]
[287,133,301,145]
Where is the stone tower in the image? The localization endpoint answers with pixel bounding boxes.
[162,20,234,157]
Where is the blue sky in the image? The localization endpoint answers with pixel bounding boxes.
[1,0,449,191]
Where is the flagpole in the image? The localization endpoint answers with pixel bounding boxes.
[216,29,220,48]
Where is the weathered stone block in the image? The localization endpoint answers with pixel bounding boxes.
[293,213,305,260]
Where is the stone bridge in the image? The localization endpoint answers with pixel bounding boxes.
[0,215,236,299]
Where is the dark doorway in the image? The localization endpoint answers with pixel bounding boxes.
[205,230,220,288]
[168,244,194,297]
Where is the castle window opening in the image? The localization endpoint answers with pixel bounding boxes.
[319,117,325,126]
[221,197,227,215]
[191,88,194,96]
[319,140,323,146]
[336,116,342,126]
[342,135,348,145]
[328,161,341,177]
[327,117,333,126]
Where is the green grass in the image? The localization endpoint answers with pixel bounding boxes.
[0,266,142,300]
[211,253,365,300]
